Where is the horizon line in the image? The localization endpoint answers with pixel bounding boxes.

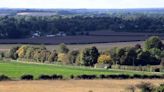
[1,7,164,10]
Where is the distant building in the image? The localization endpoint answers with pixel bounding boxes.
[46,35,55,37]
[32,32,41,38]
[56,32,66,37]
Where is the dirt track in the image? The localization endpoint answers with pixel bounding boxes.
[0,79,163,92]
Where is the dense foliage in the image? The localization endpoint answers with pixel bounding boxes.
[1,36,164,67]
[0,13,164,38]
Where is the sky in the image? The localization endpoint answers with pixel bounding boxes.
[0,0,164,9]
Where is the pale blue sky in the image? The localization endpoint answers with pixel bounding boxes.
[0,0,164,9]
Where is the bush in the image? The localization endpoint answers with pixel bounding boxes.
[125,85,136,92]
[153,68,160,72]
[117,74,130,79]
[155,84,164,92]
[38,75,52,80]
[51,74,63,80]
[0,75,10,81]
[75,75,97,79]
[21,74,34,80]
[106,75,118,79]
[70,75,74,79]
[136,82,154,92]
[141,75,149,79]
[99,74,106,79]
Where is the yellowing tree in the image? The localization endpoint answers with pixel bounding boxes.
[16,45,29,58]
[58,53,69,64]
[98,54,112,64]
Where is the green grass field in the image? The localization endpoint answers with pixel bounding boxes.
[0,61,163,80]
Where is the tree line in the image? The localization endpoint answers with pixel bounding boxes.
[0,13,164,38]
[0,36,163,67]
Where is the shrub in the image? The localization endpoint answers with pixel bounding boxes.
[0,75,10,81]
[99,74,106,79]
[38,74,52,80]
[106,75,118,79]
[21,74,34,80]
[141,75,149,79]
[70,75,74,79]
[51,74,63,80]
[153,67,160,72]
[154,84,164,92]
[75,75,97,79]
[0,52,4,60]
[117,74,130,79]
[149,75,161,79]
[136,82,154,92]
[125,85,136,92]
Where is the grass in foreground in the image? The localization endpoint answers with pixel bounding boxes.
[0,61,163,79]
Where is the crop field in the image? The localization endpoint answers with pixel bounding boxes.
[0,79,163,92]
[0,41,145,52]
[0,31,164,45]
[0,31,164,51]
[0,61,163,80]
[0,35,148,44]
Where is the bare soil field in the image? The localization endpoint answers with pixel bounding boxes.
[0,79,163,92]
[0,30,164,45]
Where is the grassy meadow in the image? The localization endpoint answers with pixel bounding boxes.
[0,61,163,80]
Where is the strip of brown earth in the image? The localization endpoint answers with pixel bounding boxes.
[0,79,163,92]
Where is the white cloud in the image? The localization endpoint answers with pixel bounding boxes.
[0,0,164,9]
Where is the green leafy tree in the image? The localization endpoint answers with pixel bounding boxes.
[48,50,58,63]
[116,48,126,64]
[144,36,163,51]
[58,43,69,54]
[81,46,99,66]
[68,50,79,64]
[9,46,19,60]
[149,48,161,60]
[109,47,118,65]
[124,47,137,65]
[137,51,150,65]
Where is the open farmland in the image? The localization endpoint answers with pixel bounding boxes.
[0,79,163,92]
[0,35,148,44]
[0,41,145,51]
[1,40,164,51]
[0,61,162,80]
[0,31,164,45]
